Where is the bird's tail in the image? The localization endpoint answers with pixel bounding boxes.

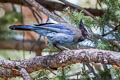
[9,25,35,31]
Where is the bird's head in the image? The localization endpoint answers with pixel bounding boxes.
[79,20,90,39]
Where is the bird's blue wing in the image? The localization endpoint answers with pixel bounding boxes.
[34,23,73,36]
[46,33,75,46]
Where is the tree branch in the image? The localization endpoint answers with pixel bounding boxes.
[0,0,23,5]
[20,68,31,80]
[59,0,97,20]
[107,39,120,49]
[94,34,120,49]
[0,49,120,78]
[0,0,104,16]
[85,63,102,80]
[0,39,46,51]
[36,0,104,17]
[102,24,120,36]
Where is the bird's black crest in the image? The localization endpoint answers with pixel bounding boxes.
[79,19,84,29]
[79,19,89,39]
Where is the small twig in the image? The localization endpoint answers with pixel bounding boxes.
[102,24,120,36]
[30,8,41,23]
[94,34,120,49]
[62,67,65,80]
[97,0,102,7]
[107,39,120,49]
[22,0,42,23]
[47,67,57,76]
[20,68,31,80]
[25,0,67,23]
[85,63,102,80]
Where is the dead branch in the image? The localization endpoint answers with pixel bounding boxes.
[20,68,31,80]
[0,0,104,16]
[0,39,46,51]
[0,49,120,78]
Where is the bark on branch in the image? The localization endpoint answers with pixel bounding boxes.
[20,68,31,80]
[0,49,120,78]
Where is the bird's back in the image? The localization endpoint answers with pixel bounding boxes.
[34,23,82,36]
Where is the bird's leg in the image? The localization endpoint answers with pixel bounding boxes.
[77,44,80,49]
[53,44,70,51]
[53,44,63,51]
[58,45,70,50]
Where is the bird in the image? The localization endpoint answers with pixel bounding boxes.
[9,20,89,50]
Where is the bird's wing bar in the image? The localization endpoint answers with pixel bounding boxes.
[35,23,68,29]
[34,23,55,26]
[34,26,61,32]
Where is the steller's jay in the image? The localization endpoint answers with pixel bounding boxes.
[9,20,89,50]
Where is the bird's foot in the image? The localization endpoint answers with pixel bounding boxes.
[57,45,71,51]
[54,44,71,51]
[61,46,71,51]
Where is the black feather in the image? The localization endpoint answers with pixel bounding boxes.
[34,23,54,26]
[79,20,89,39]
